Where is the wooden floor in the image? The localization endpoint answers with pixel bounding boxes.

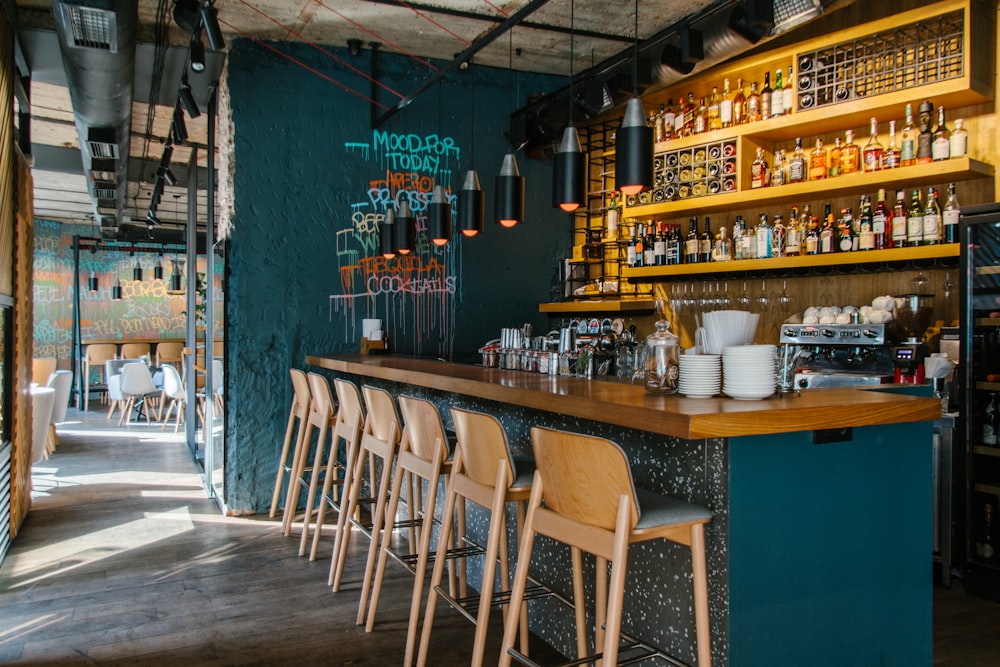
[2,405,999,665]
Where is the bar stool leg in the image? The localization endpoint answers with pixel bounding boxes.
[269,401,301,518]
[691,523,712,667]
[281,417,312,537]
[571,547,588,661]
[498,476,543,667]
[356,443,400,625]
[363,457,408,630]
[329,432,368,587]
[601,499,632,667]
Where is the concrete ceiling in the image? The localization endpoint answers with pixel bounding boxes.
[12,0,742,233]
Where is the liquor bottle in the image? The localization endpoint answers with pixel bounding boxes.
[891,189,908,248]
[900,103,916,167]
[700,216,714,263]
[746,81,762,123]
[662,100,676,141]
[745,219,758,259]
[943,182,960,243]
[720,79,734,128]
[922,186,941,245]
[627,233,638,267]
[756,212,772,258]
[708,87,722,131]
[977,503,995,561]
[950,118,968,158]
[862,117,883,172]
[932,106,951,161]
[674,96,687,138]
[840,129,860,174]
[643,223,657,266]
[733,78,747,125]
[633,225,644,267]
[751,147,770,188]
[760,71,772,120]
[771,150,787,187]
[714,226,732,261]
[788,138,806,183]
[799,204,812,256]
[694,97,708,134]
[654,104,666,143]
[668,224,682,264]
[685,217,700,264]
[682,92,697,137]
[819,203,835,254]
[907,189,924,247]
[805,215,820,255]
[873,188,890,250]
[654,222,667,266]
[858,196,875,251]
[985,393,999,446]
[808,138,828,181]
[732,215,746,260]
[771,214,786,256]
[606,192,620,241]
[828,137,842,177]
[916,100,933,163]
[883,120,901,169]
[838,208,855,253]
[783,65,794,115]
[785,205,802,256]
[771,69,784,117]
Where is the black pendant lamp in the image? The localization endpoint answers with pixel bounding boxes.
[394,200,415,255]
[154,248,164,280]
[169,258,183,293]
[112,278,123,300]
[380,208,397,259]
[88,271,99,292]
[616,0,653,197]
[495,152,524,228]
[131,250,143,281]
[458,170,485,237]
[553,0,585,213]
[427,185,452,246]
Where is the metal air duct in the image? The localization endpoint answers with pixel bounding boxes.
[52,0,137,236]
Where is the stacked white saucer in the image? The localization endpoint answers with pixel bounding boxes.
[678,354,722,398]
[722,345,776,400]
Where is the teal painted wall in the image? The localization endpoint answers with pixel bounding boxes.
[225,39,566,510]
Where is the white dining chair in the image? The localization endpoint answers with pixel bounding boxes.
[45,370,73,455]
[160,364,187,432]
[118,363,161,426]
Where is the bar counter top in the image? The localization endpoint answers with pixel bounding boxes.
[306,354,941,439]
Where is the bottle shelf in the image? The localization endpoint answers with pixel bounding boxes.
[975,318,1000,326]
[976,382,1000,391]
[623,157,992,221]
[973,446,1000,457]
[974,483,1000,496]
[539,299,656,314]
[622,243,959,280]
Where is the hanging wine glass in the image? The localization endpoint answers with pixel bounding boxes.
[756,279,770,313]
[912,270,929,290]
[778,279,792,308]
[720,281,734,309]
[737,280,751,307]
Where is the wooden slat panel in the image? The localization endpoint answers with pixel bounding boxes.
[10,149,33,538]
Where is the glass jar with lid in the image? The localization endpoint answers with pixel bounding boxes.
[644,320,680,394]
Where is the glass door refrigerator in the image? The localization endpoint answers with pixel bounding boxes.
[960,202,1000,601]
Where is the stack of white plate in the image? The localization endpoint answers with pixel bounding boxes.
[722,345,776,400]
[678,354,722,398]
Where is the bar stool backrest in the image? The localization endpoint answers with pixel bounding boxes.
[156,341,184,365]
[120,342,151,359]
[333,379,364,428]
[530,426,640,532]
[32,358,56,386]
[87,344,118,366]
[397,395,448,463]
[289,369,311,420]
[450,407,516,489]
[362,385,401,445]
[306,373,335,422]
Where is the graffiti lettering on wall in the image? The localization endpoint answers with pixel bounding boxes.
[332,130,461,357]
[32,220,223,369]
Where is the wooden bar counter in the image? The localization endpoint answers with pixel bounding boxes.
[307,354,940,667]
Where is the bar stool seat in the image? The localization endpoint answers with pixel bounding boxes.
[415,407,534,667]
[499,426,714,667]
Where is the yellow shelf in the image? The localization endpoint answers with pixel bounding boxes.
[538,299,656,314]
[974,483,1000,496]
[975,382,1000,391]
[623,158,993,221]
[623,243,959,280]
[973,446,1000,457]
[975,319,1000,327]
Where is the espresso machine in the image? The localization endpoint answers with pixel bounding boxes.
[780,322,895,390]
[891,294,934,384]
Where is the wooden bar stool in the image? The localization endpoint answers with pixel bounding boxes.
[499,426,714,667]
[295,373,344,557]
[275,369,311,529]
[308,378,365,561]
[362,395,465,636]
[415,407,534,667]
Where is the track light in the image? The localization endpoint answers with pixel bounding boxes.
[458,170,485,237]
[394,201,416,255]
[151,178,165,209]
[172,105,188,143]
[426,185,452,246]
[179,77,200,118]
[379,208,397,259]
[200,2,226,51]
[495,152,524,227]
[158,145,177,186]
[190,31,206,72]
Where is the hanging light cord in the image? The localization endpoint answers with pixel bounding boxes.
[568,0,574,124]
[633,0,639,97]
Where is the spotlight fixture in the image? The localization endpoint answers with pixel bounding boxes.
[190,31,206,72]
[394,201,415,255]
[158,144,177,186]
[179,77,201,118]
[616,0,653,197]
[458,170,485,237]
[112,278,123,300]
[172,105,189,143]
[495,151,524,227]
[200,1,226,51]
[379,208,397,259]
[151,177,165,209]
[426,185,452,246]
[348,38,363,56]
[146,209,161,225]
